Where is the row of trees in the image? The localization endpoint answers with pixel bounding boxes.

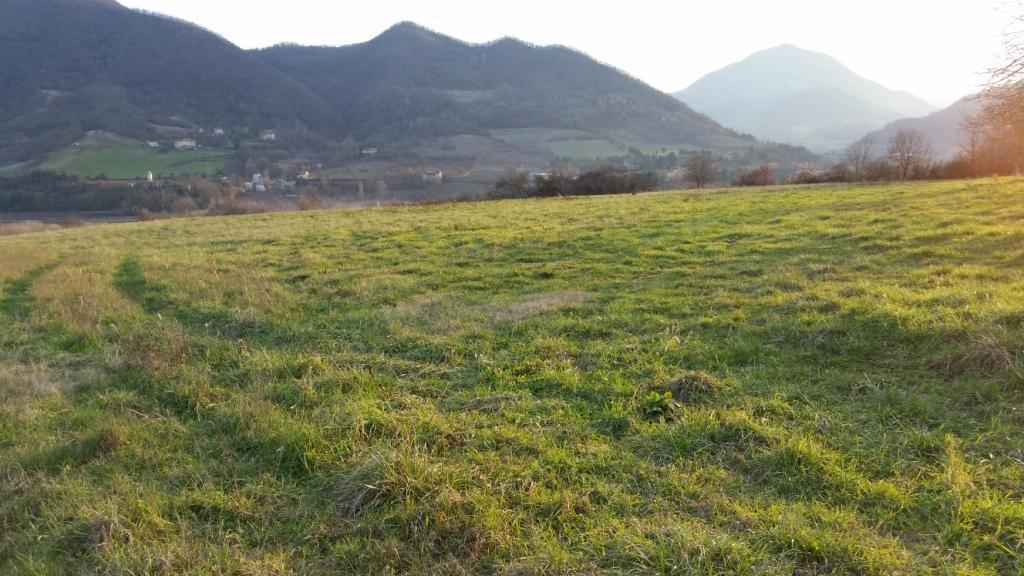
[684,122,1011,190]
[488,167,659,199]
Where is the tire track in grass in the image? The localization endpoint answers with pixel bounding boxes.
[0,261,60,322]
[110,255,330,478]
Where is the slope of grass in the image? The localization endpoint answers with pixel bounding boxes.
[1,180,1023,575]
[40,133,231,179]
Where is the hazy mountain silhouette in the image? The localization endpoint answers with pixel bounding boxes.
[863,96,983,160]
[675,45,936,151]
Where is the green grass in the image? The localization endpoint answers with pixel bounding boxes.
[1,180,1023,575]
[40,134,231,179]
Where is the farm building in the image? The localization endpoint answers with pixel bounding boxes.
[174,139,197,150]
[259,130,277,142]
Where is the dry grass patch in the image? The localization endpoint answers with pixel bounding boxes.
[927,330,1023,381]
[32,256,139,330]
[386,291,594,332]
[483,291,594,323]
[143,253,292,316]
[660,371,725,405]
[0,358,100,403]
[0,221,63,237]
[0,246,53,285]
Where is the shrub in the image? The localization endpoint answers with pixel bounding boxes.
[734,164,775,187]
[298,194,325,211]
[487,173,531,199]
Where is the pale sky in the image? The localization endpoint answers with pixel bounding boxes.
[120,0,1009,107]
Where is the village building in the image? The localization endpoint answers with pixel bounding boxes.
[174,139,197,150]
[422,170,444,185]
[259,130,277,142]
[245,173,267,193]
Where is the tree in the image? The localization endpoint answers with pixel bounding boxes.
[488,172,531,199]
[734,164,774,187]
[792,163,820,184]
[845,137,875,181]
[533,170,572,197]
[887,130,933,180]
[686,152,717,189]
[966,2,1024,173]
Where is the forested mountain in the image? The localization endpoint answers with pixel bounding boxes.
[256,23,752,149]
[0,3,797,168]
[0,0,337,163]
[675,45,936,151]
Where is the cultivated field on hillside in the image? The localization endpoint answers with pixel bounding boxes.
[1,180,1022,575]
[38,133,231,179]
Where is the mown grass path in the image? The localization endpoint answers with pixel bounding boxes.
[1,180,1022,575]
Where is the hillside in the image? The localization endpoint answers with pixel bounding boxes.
[2,180,1023,574]
[0,0,338,165]
[256,23,754,152]
[675,45,936,151]
[864,96,984,160]
[0,5,770,171]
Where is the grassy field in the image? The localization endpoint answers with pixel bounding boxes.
[1,180,1023,575]
[40,134,231,179]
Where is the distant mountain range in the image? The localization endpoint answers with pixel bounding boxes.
[675,45,937,151]
[0,0,793,169]
[864,96,984,160]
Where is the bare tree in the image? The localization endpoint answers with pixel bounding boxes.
[887,130,933,180]
[845,137,875,181]
[989,1,1024,87]
[971,1,1024,172]
[686,152,717,189]
[959,127,984,173]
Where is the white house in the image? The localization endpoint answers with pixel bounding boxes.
[259,130,277,142]
[174,139,197,150]
[422,170,444,185]
[145,141,160,148]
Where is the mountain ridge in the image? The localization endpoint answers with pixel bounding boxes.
[0,0,809,174]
